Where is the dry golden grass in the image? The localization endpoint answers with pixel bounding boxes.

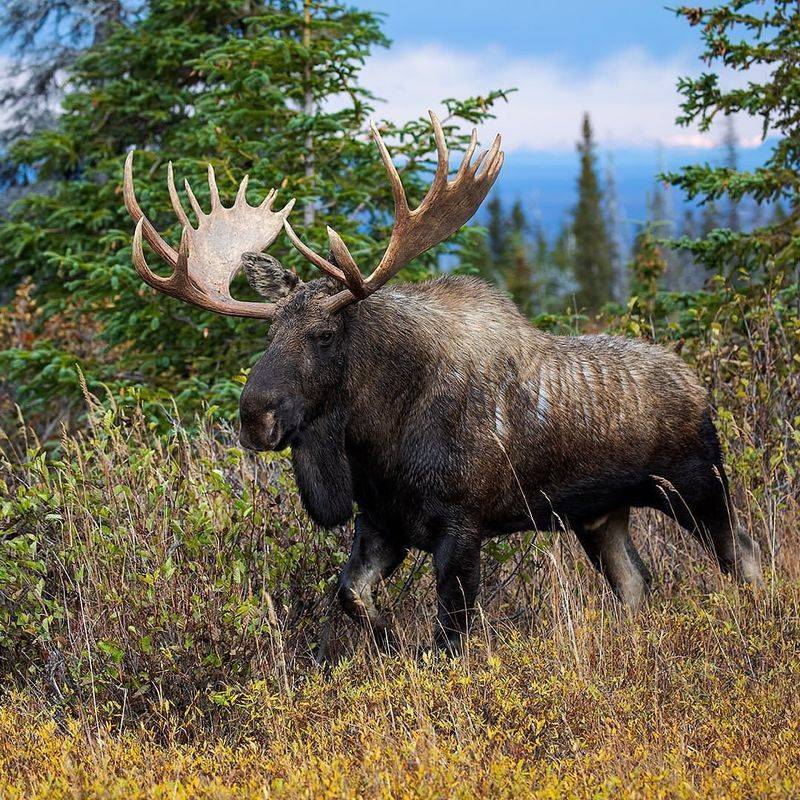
[1,576,798,799]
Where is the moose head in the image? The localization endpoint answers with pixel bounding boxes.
[123,112,504,454]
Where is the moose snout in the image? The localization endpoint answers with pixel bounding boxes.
[239,409,283,452]
[238,385,284,451]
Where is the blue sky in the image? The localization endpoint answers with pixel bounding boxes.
[348,1,768,238]
[360,1,700,67]
[348,0,765,152]
[0,1,767,238]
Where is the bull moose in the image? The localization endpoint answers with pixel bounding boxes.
[123,111,762,655]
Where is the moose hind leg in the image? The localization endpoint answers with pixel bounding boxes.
[338,513,408,650]
[656,458,762,585]
[574,507,652,609]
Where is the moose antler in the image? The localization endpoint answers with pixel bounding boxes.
[123,152,296,319]
[283,110,504,312]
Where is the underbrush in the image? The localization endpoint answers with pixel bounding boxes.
[1,405,799,798]
[2,391,797,730]
[1,584,798,798]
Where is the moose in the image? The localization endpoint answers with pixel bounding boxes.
[123,111,762,655]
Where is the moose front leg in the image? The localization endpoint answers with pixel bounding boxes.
[338,512,408,651]
[432,528,481,656]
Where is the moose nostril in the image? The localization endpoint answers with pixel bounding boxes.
[239,408,282,453]
[240,390,276,421]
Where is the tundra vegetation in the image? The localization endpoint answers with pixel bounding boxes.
[0,1,799,798]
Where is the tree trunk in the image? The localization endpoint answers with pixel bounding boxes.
[303,0,315,228]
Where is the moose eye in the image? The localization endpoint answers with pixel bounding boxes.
[316,330,335,347]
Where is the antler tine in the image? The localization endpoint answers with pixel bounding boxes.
[207,164,221,209]
[175,225,190,282]
[282,220,347,283]
[485,149,505,185]
[132,217,170,290]
[183,178,204,221]
[167,162,191,228]
[456,128,478,179]
[260,187,277,211]
[123,151,178,267]
[477,133,503,180]
[370,119,410,219]
[427,110,450,194]
[283,109,503,314]
[131,220,191,295]
[469,148,489,177]
[327,227,367,297]
[234,174,250,206]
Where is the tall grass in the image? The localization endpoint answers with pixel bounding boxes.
[0,309,798,797]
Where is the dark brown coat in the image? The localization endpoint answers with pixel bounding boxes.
[239,273,762,654]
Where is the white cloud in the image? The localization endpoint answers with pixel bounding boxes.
[357,43,768,151]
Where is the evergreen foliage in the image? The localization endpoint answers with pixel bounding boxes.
[502,201,535,315]
[628,226,668,323]
[464,196,574,316]
[666,2,799,279]
[653,1,799,484]
[0,1,126,154]
[0,0,506,427]
[722,116,741,233]
[571,113,613,314]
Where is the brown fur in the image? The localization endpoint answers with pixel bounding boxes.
[344,277,708,527]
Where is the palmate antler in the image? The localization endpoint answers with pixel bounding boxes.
[123,152,295,319]
[283,110,504,312]
[124,111,502,317]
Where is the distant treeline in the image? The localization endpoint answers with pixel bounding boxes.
[472,114,789,316]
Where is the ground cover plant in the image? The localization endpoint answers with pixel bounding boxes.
[0,292,797,796]
[0,431,798,798]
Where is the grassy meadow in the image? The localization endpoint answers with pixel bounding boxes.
[1,0,799,796]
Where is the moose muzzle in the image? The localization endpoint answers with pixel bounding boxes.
[239,408,285,452]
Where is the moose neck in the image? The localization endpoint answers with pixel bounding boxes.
[288,287,435,527]
[340,288,439,443]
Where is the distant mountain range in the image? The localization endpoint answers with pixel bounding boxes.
[487,141,774,253]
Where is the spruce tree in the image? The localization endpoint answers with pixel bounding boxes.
[646,179,682,290]
[550,226,577,310]
[700,200,721,237]
[603,158,626,302]
[665,2,799,282]
[572,113,613,313]
[0,1,126,198]
[629,226,668,321]
[503,200,534,314]
[663,1,799,464]
[677,207,704,290]
[0,0,505,426]
[0,1,125,149]
[485,197,507,267]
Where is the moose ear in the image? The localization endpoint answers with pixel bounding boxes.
[241,252,301,300]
